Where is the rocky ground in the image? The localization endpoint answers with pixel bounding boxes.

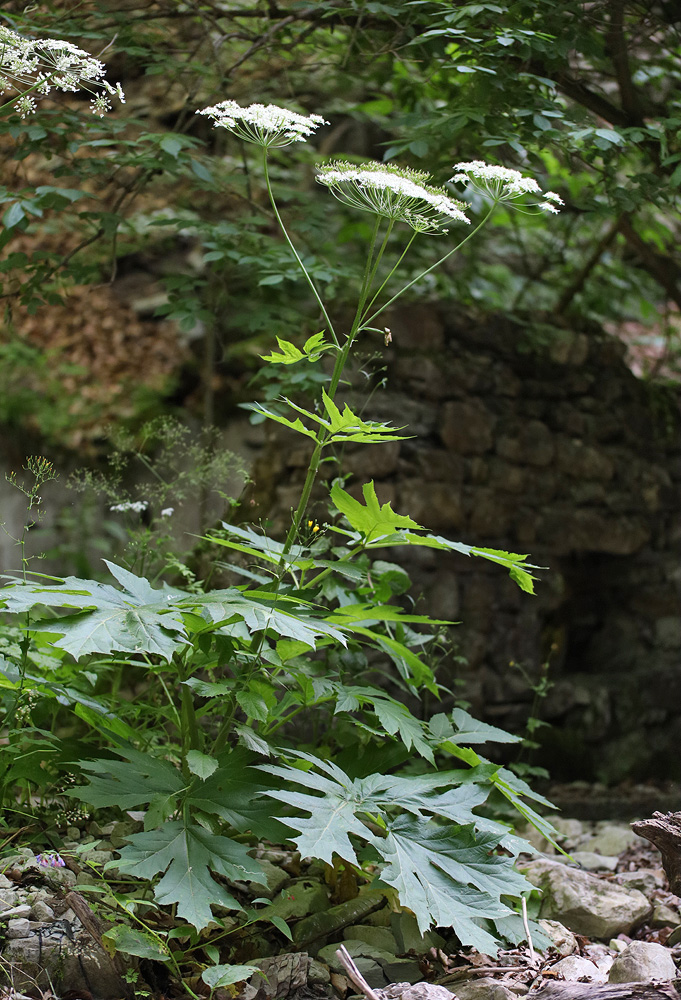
[1,812,681,1000]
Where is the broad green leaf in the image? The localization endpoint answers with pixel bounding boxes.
[330,481,422,542]
[375,816,527,950]
[205,523,310,568]
[260,333,329,365]
[264,785,369,864]
[196,590,347,647]
[432,708,522,745]
[190,748,290,842]
[241,402,317,440]
[202,966,260,989]
[71,745,184,810]
[101,924,170,962]
[113,821,264,930]
[186,750,218,780]
[0,565,187,660]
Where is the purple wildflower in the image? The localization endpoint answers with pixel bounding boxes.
[36,852,66,868]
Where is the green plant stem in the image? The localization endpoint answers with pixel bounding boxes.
[262,150,339,348]
[279,216,383,559]
[360,231,418,325]
[363,204,496,328]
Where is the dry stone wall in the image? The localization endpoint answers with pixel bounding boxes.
[254,305,681,784]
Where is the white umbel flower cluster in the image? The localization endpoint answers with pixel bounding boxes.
[0,25,124,118]
[197,100,328,147]
[316,160,470,232]
[110,501,148,514]
[451,161,564,213]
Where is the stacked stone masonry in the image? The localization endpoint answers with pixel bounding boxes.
[254,305,681,784]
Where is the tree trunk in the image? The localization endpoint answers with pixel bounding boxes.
[532,983,680,999]
[631,811,681,895]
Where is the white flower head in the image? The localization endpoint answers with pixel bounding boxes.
[160,507,174,517]
[110,501,148,514]
[450,160,563,214]
[196,100,328,148]
[0,25,124,117]
[316,160,470,233]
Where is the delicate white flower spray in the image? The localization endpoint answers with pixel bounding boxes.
[451,161,564,214]
[0,24,124,118]
[197,101,327,148]
[196,98,562,553]
[316,161,470,233]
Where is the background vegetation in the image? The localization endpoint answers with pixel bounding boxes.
[1,1,680,992]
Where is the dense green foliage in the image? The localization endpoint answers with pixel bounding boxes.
[1,1,678,991]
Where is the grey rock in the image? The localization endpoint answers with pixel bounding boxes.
[343,924,398,953]
[380,985,454,1000]
[617,869,665,894]
[0,904,31,921]
[7,917,31,938]
[391,912,446,954]
[29,900,54,921]
[0,875,14,889]
[379,958,423,985]
[268,880,329,923]
[293,891,382,946]
[450,978,517,1000]
[308,959,331,985]
[608,940,677,982]
[66,826,81,841]
[552,852,619,872]
[317,939,396,969]
[4,920,128,998]
[551,819,585,847]
[520,858,651,938]
[582,824,643,856]
[245,858,289,899]
[549,955,607,982]
[652,902,681,928]
[538,919,578,956]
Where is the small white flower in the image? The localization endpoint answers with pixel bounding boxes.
[450,160,563,214]
[160,507,174,517]
[110,501,148,514]
[316,160,470,232]
[0,25,124,116]
[196,100,327,148]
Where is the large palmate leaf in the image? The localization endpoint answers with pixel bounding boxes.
[333,685,435,761]
[195,590,347,647]
[189,747,292,843]
[328,482,539,593]
[245,389,409,446]
[0,561,187,660]
[375,816,527,951]
[69,743,184,810]
[331,481,422,542]
[259,752,537,948]
[112,821,265,931]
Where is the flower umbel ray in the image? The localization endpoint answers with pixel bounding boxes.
[316,160,470,233]
[196,100,328,147]
[0,25,124,117]
[450,160,564,214]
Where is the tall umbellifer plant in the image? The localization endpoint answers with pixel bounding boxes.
[1,97,563,982]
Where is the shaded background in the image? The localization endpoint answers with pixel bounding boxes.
[1,0,680,784]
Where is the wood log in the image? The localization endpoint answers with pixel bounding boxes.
[531,984,681,999]
[631,811,681,895]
